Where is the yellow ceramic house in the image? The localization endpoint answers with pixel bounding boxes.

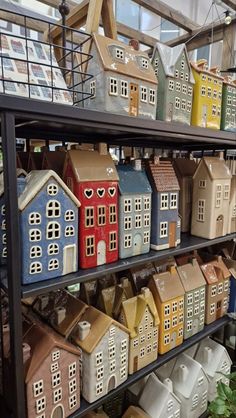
[148,266,185,355]
[191,59,223,130]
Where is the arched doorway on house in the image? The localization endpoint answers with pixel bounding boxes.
[107,375,116,392]
[51,405,64,418]
[216,215,224,237]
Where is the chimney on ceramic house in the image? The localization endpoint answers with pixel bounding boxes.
[133,159,142,171]
[55,306,66,325]
[78,321,91,341]
[129,39,140,51]
[95,142,107,156]
[163,378,173,392]
[39,295,49,311]
[178,364,188,382]
[141,287,151,298]
[203,346,212,363]
[23,342,31,364]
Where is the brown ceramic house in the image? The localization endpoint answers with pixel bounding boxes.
[42,150,66,178]
[173,157,197,232]
[200,256,230,324]
[118,287,160,374]
[122,406,151,418]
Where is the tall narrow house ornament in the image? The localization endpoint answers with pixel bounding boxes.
[63,146,119,269]
[151,42,194,124]
[84,34,157,119]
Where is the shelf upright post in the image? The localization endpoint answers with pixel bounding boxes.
[1,112,26,418]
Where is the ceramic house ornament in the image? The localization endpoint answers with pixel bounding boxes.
[191,60,223,129]
[146,158,180,250]
[42,150,66,178]
[173,157,197,232]
[151,42,194,124]
[169,353,209,418]
[84,34,157,119]
[118,287,160,374]
[117,162,152,259]
[14,170,80,284]
[191,156,232,239]
[63,147,119,269]
[200,256,230,324]
[228,175,236,234]
[221,77,236,132]
[129,262,156,293]
[139,373,181,418]
[195,337,232,401]
[176,257,206,339]
[148,266,185,354]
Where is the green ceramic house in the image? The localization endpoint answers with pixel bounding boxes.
[151,42,195,125]
[221,76,236,132]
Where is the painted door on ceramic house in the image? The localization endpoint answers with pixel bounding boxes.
[133,233,142,256]
[97,240,106,265]
[63,244,76,275]
[169,222,176,247]
[202,105,207,127]
[170,331,177,349]
[52,405,65,418]
[216,215,224,237]
[129,83,139,116]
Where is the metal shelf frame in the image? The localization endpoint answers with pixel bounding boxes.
[0,95,235,418]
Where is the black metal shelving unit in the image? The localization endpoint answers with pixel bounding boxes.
[0,94,235,418]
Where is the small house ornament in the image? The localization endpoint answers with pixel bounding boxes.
[221,77,236,132]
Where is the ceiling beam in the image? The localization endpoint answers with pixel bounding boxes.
[34,0,78,8]
[167,17,236,51]
[220,0,236,11]
[117,21,157,46]
[133,0,200,32]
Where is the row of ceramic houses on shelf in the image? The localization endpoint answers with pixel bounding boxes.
[83,34,236,132]
[2,250,234,417]
[0,148,235,285]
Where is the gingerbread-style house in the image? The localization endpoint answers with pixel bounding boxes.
[63,147,119,269]
[191,60,223,130]
[146,157,180,250]
[221,76,236,132]
[4,318,81,418]
[118,287,160,374]
[228,175,236,234]
[151,42,194,124]
[84,34,157,119]
[148,266,185,354]
[173,157,197,232]
[117,162,152,259]
[176,257,206,339]
[191,156,232,239]
[200,256,230,324]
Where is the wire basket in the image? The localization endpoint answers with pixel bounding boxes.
[0,7,93,105]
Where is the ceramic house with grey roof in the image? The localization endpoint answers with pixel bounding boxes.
[84,34,157,119]
[195,338,232,401]
[14,170,80,284]
[117,161,152,259]
[191,156,232,239]
[151,42,194,124]
[146,157,180,250]
[139,372,181,418]
[169,353,209,418]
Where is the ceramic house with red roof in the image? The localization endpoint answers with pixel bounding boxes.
[63,145,119,269]
[146,157,180,250]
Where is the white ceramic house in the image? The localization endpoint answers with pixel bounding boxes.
[195,337,232,401]
[170,353,209,418]
[139,373,181,418]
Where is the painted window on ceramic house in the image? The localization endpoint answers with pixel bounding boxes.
[197,200,205,222]
[86,236,95,256]
[109,78,118,96]
[109,231,117,251]
[85,207,94,228]
[69,393,77,408]
[29,212,41,225]
[47,183,58,196]
[121,80,128,98]
[54,387,62,403]
[90,80,96,98]
[30,261,42,274]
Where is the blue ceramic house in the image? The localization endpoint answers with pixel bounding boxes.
[0,169,27,265]
[117,161,152,259]
[146,157,181,250]
[14,170,80,284]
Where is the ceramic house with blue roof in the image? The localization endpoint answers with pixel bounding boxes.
[15,170,80,284]
[146,157,180,250]
[117,161,152,259]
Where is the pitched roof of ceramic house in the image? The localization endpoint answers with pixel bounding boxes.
[149,268,185,303]
[139,373,180,417]
[195,337,232,378]
[191,60,224,81]
[200,256,230,285]
[155,358,177,381]
[153,256,176,273]
[170,353,208,399]
[17,152,30,172]
[153,42,195,84]
[123,405,151,418]
[146,160,180,192]
[121,288,160,338]
[65,149,119,182]
[173,158,197,178]
[193,157,232,181]
[117,164,152,195]
[33,290,87,338]
[113,280,134,318]
[207,256,231,280]
[28,152,44,170]
[0,168,27,197]
[42,151,66,177]
[22,320,80,383]
[71,305,129,354]
[18,169,81,211]
[93,33,157,85]
[175,251,203,266]
[176,258,206,292]
[223,76,236,87]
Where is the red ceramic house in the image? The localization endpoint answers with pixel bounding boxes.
[64,146,119,269]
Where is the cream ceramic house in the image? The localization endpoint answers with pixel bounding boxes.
[195,337,232,401]
[170,353,209,418]
[228,175,236,234]
[118,287,160,375]
[191,156,232,239]
[139,373,181,418]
